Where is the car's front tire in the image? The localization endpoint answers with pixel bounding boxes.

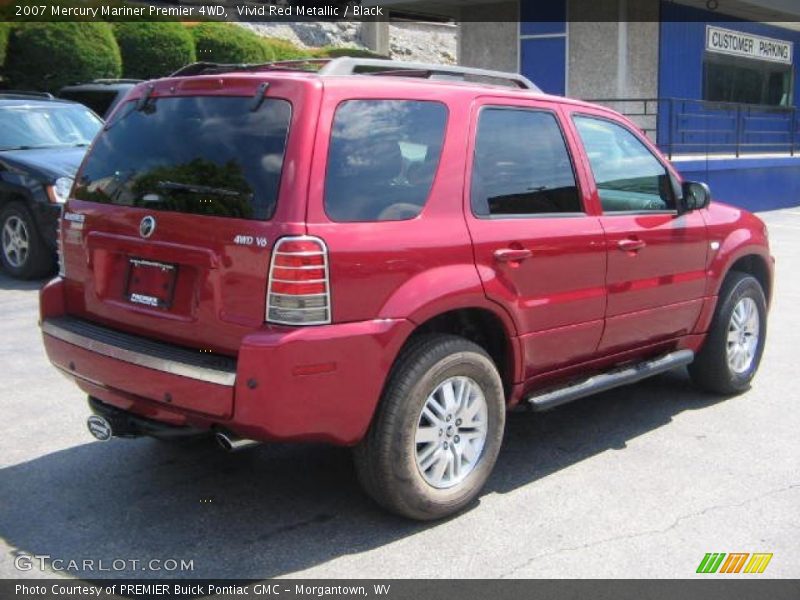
[0,202,54,279]
[689,272,767,394]
[354,334,505,520]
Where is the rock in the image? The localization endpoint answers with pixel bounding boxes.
[235,21,457,64]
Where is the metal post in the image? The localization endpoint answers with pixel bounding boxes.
[735,104,741,158]
[668,98,674,160]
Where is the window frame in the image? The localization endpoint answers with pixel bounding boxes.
[469,104,586,220]
[703,52,794,107]
[322,97,450,224]
[571,113,680,217]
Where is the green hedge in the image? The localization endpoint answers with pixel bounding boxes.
[261,37,310,61]
[312,46,387,59]
[0,19,390,92]
[5,23,121,92]
[0,23,9,70]
[191,23,274,64]
[115,22,195,80]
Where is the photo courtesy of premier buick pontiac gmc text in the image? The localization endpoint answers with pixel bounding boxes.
[40,58,774,520]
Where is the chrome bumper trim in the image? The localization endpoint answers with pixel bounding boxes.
[42,318,236,387]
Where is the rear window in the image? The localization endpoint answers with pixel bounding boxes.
[73,96,291,221]
[324,100,447,222]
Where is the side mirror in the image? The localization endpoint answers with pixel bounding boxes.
[678,181,711,214]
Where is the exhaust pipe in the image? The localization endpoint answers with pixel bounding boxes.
[87,414,140,440]
[87,415,114,442]
[215,430,260,452]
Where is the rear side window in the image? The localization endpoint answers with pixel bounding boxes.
[471,108,581,216]
[74,96,291,220]
[324,100,447,222]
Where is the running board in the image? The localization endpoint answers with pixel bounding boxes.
[526,350,694,411]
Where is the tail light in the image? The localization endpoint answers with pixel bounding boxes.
[266,236,331,325]
[56,219,66,277]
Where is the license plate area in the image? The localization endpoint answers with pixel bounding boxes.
[125,258,177,309]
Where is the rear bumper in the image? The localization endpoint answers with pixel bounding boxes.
[40,278,413,445]
[42,315,235,418]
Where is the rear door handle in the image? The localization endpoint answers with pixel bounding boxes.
[617,238,647,252]
[494,248,533,262]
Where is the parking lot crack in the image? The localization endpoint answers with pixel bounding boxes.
[498,482,800,578]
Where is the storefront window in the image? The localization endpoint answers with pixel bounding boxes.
[704,55,793,106]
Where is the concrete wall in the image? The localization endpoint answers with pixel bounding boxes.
[458,2,518,73]
[361,21,390,56]
[567,0,659,98]
[567,0,659,136]
[457,1,659,109]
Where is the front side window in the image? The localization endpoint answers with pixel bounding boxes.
[573,116,674,213]
[471,108,581,216]
[73,96,291,221]
[324,100,447,222]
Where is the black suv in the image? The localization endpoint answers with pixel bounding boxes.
[58,79,142,119]
[0,92,102,279]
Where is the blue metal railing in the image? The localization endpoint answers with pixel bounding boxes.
[585,97,799,159]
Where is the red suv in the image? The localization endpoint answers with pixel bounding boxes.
[40,58,773,520]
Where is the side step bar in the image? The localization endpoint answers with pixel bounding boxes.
[526,350,694,411]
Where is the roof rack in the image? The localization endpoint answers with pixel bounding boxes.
[0,90,55,100]
[170,58,539,91]
[170,59,333,78]
[169,61,316,77]
[319,58,540,91]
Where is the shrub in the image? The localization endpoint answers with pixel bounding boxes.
[191,23,274,64]
[0,23,9,70]
[115,22,196,80]
[261,37,311,61]
[5,23,121,92]
[312,46,388,59]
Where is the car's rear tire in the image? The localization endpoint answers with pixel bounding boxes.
[353,334,505,520]
[689,272,767,395]
[0,202,54,280]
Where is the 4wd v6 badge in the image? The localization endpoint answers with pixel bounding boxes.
[234,235,268,247]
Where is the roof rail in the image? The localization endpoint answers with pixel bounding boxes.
[170,62,247,77]
[170,61,326,77]
[89,79,144,85]
[318,58,540,91]
[169,58,540,91]
[0,90,55,100]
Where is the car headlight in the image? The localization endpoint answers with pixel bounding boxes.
[47,177,74,204]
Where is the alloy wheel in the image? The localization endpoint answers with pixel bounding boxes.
[726,297,760,374]
[2,215,30,268]
[414,376,489,489]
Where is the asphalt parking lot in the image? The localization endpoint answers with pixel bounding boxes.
[1,207,798,580]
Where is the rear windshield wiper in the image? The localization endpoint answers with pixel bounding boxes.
[156,180,246,197]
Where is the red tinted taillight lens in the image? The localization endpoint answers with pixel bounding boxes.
[266,236,330,325]
[56,218,66,277]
